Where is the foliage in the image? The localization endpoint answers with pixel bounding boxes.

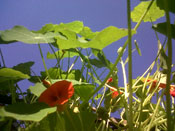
[0,0,174,130]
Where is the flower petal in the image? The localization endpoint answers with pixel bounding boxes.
[39,80,74,107]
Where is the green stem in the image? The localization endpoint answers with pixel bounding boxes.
[38,44,52,84]
[0,48,6,67]
[80,39,128,108]
[127,0,133,130]
[163,0,172,130]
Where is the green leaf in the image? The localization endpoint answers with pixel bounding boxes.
[13,61,34,75]
[152,22,175,39]
[156,0,175,14]
[37,21,84,34]
[1,26,59,44]
[57,21,84,33]
[0,31,17,44]
[89,58,108,68]
[56,26,136,50]
[79,26,98,39]
[0,102,56,122]
[131,1,165,22]
[41,67,61,79]
[29,83,46,97]
[74,84,95,101]
[41,68,82,81]
[0,68,30,82]
[26,109,96,131]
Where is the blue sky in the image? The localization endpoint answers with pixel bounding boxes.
[0,0,174,90]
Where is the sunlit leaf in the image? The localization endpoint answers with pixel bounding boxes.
[74,84,95,101]
[29,83,46,97]
[0,68,30,82]
[1,26,60,44]
[152,22,175,39]
[131,1,165,22]
[41,68,82,81]
[0,31,16,44]
[56,26,136,50]
[37,21,83,34]
[0,102,56,122]
[79,26,98,39]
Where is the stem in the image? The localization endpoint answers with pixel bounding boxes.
[127,0,133,130]
[0,48,6,67]
[163,0,172,130]
[38,44,52,84]
[80,39,128,108]
[120,59,128,99]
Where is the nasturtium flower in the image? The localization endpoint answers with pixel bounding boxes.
[106,78,122,98]
[145,79,166,89]
[42,79,51,87]
[106,77,113,83]
[110,89,121,98]
[170,88,175,97]
[39,80,74,107]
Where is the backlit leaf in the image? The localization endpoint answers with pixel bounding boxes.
[74,84,95,101]
[131,1,165,22]
[1,26,59,44]
[0,68,30,82]
[0,102,56,122]
[29,83,46,97]
[56,26,136,50]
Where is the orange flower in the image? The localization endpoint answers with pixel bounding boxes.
[42,79,51,87]
[39,80,74,107]
[110,89,122,98]
[146,79,166,89]
[106,77,113,83]
[170,89,175,97]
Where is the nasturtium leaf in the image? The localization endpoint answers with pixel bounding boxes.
[37,21,83,34]
[89,58,108,68]
[56,26,136,50]
[156,0,175,14]
[79,26,98,39]
[131,1,165,22]
[1,26,59,44]
[13,61,34,75]
[54,21,84,33]
[29,83,46,97]
[152,22,175,39]
[41,67,61,79]
[74,84,95,101]
[0,102,56,122]
[0,31,17,44]
[26,109,96,131]
[25,112,61,131]
[47,49,79,59]
[0,68,30,82]
[41,68,82,81]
